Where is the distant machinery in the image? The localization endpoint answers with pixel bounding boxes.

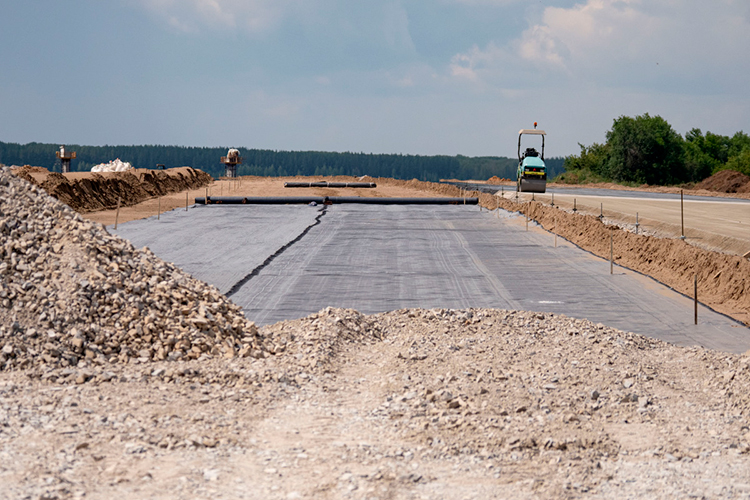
[220,148,242,178]
[56,145,76,173]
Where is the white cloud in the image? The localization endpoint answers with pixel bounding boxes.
[451,0,750,92]
[135,0,293,33]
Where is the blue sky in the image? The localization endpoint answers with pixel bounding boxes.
[1,0,749,158]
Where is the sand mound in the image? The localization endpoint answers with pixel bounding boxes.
[0,167,266,375]
[13,166,213,213]
[694,170,750,193]
[487,176,511,184]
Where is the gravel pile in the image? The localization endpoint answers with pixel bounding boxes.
[2,306,750,498]
[0,167,265,374]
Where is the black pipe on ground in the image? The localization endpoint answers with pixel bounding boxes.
[283,181,376,188]
[196,196,477,205]
[327,182,376,188]
[283,182,328,188]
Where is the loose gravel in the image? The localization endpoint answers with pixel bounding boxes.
[0,167,266,380]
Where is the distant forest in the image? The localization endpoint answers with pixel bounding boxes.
[0,141,566,182]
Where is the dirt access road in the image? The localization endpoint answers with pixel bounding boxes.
[4,308,750,500]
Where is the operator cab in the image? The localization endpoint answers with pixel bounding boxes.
[523,147,539,159]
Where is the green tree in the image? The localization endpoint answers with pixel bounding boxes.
[684,128,728,181]
[605,114,686,184]
[563,142,610,177]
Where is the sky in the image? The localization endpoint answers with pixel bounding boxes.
[1,0,749,158]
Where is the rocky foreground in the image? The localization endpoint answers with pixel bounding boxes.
[2,307,750,499]
[2,167,750,498]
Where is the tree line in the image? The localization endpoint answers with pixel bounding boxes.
[561,114,750,185]
[0,141,565,182]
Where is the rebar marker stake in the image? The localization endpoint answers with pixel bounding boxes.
[694,274,698,325]
[555,217,558,248]
[114,196,121,230]
[681,190,685,239]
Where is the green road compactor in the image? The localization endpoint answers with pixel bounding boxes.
[516,124,547,193]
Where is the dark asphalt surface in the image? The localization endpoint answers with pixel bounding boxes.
[114,204,750,353]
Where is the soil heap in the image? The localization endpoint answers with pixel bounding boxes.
[487,176,511,184]
[695,169,750,193]
[0,167,265,379]
[13,166,213,213]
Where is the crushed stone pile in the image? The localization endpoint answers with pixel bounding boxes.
[13,166,213,212]
[3,306,748,497]
[695,169,750,193]
[0,167,266,377]
[91,158,133,173]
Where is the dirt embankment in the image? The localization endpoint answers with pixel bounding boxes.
[378,178,750,326]
[13,166,213,213]
[695,169,750,194]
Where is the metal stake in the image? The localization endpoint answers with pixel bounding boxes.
[555,217,558,248]
[550,193,554,207]
[635,212,640,235]
[573,198,577,213]
[114,196,121,230]
[680,189,685,240]
[610,231,613,274]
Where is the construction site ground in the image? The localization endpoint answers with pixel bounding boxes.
[3,168,750,499]
[113,203,747,353]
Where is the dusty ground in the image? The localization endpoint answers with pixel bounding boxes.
[83,176,455,226]
[3,308,750,500]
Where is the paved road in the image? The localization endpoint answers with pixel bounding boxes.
[115,204,750,353]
